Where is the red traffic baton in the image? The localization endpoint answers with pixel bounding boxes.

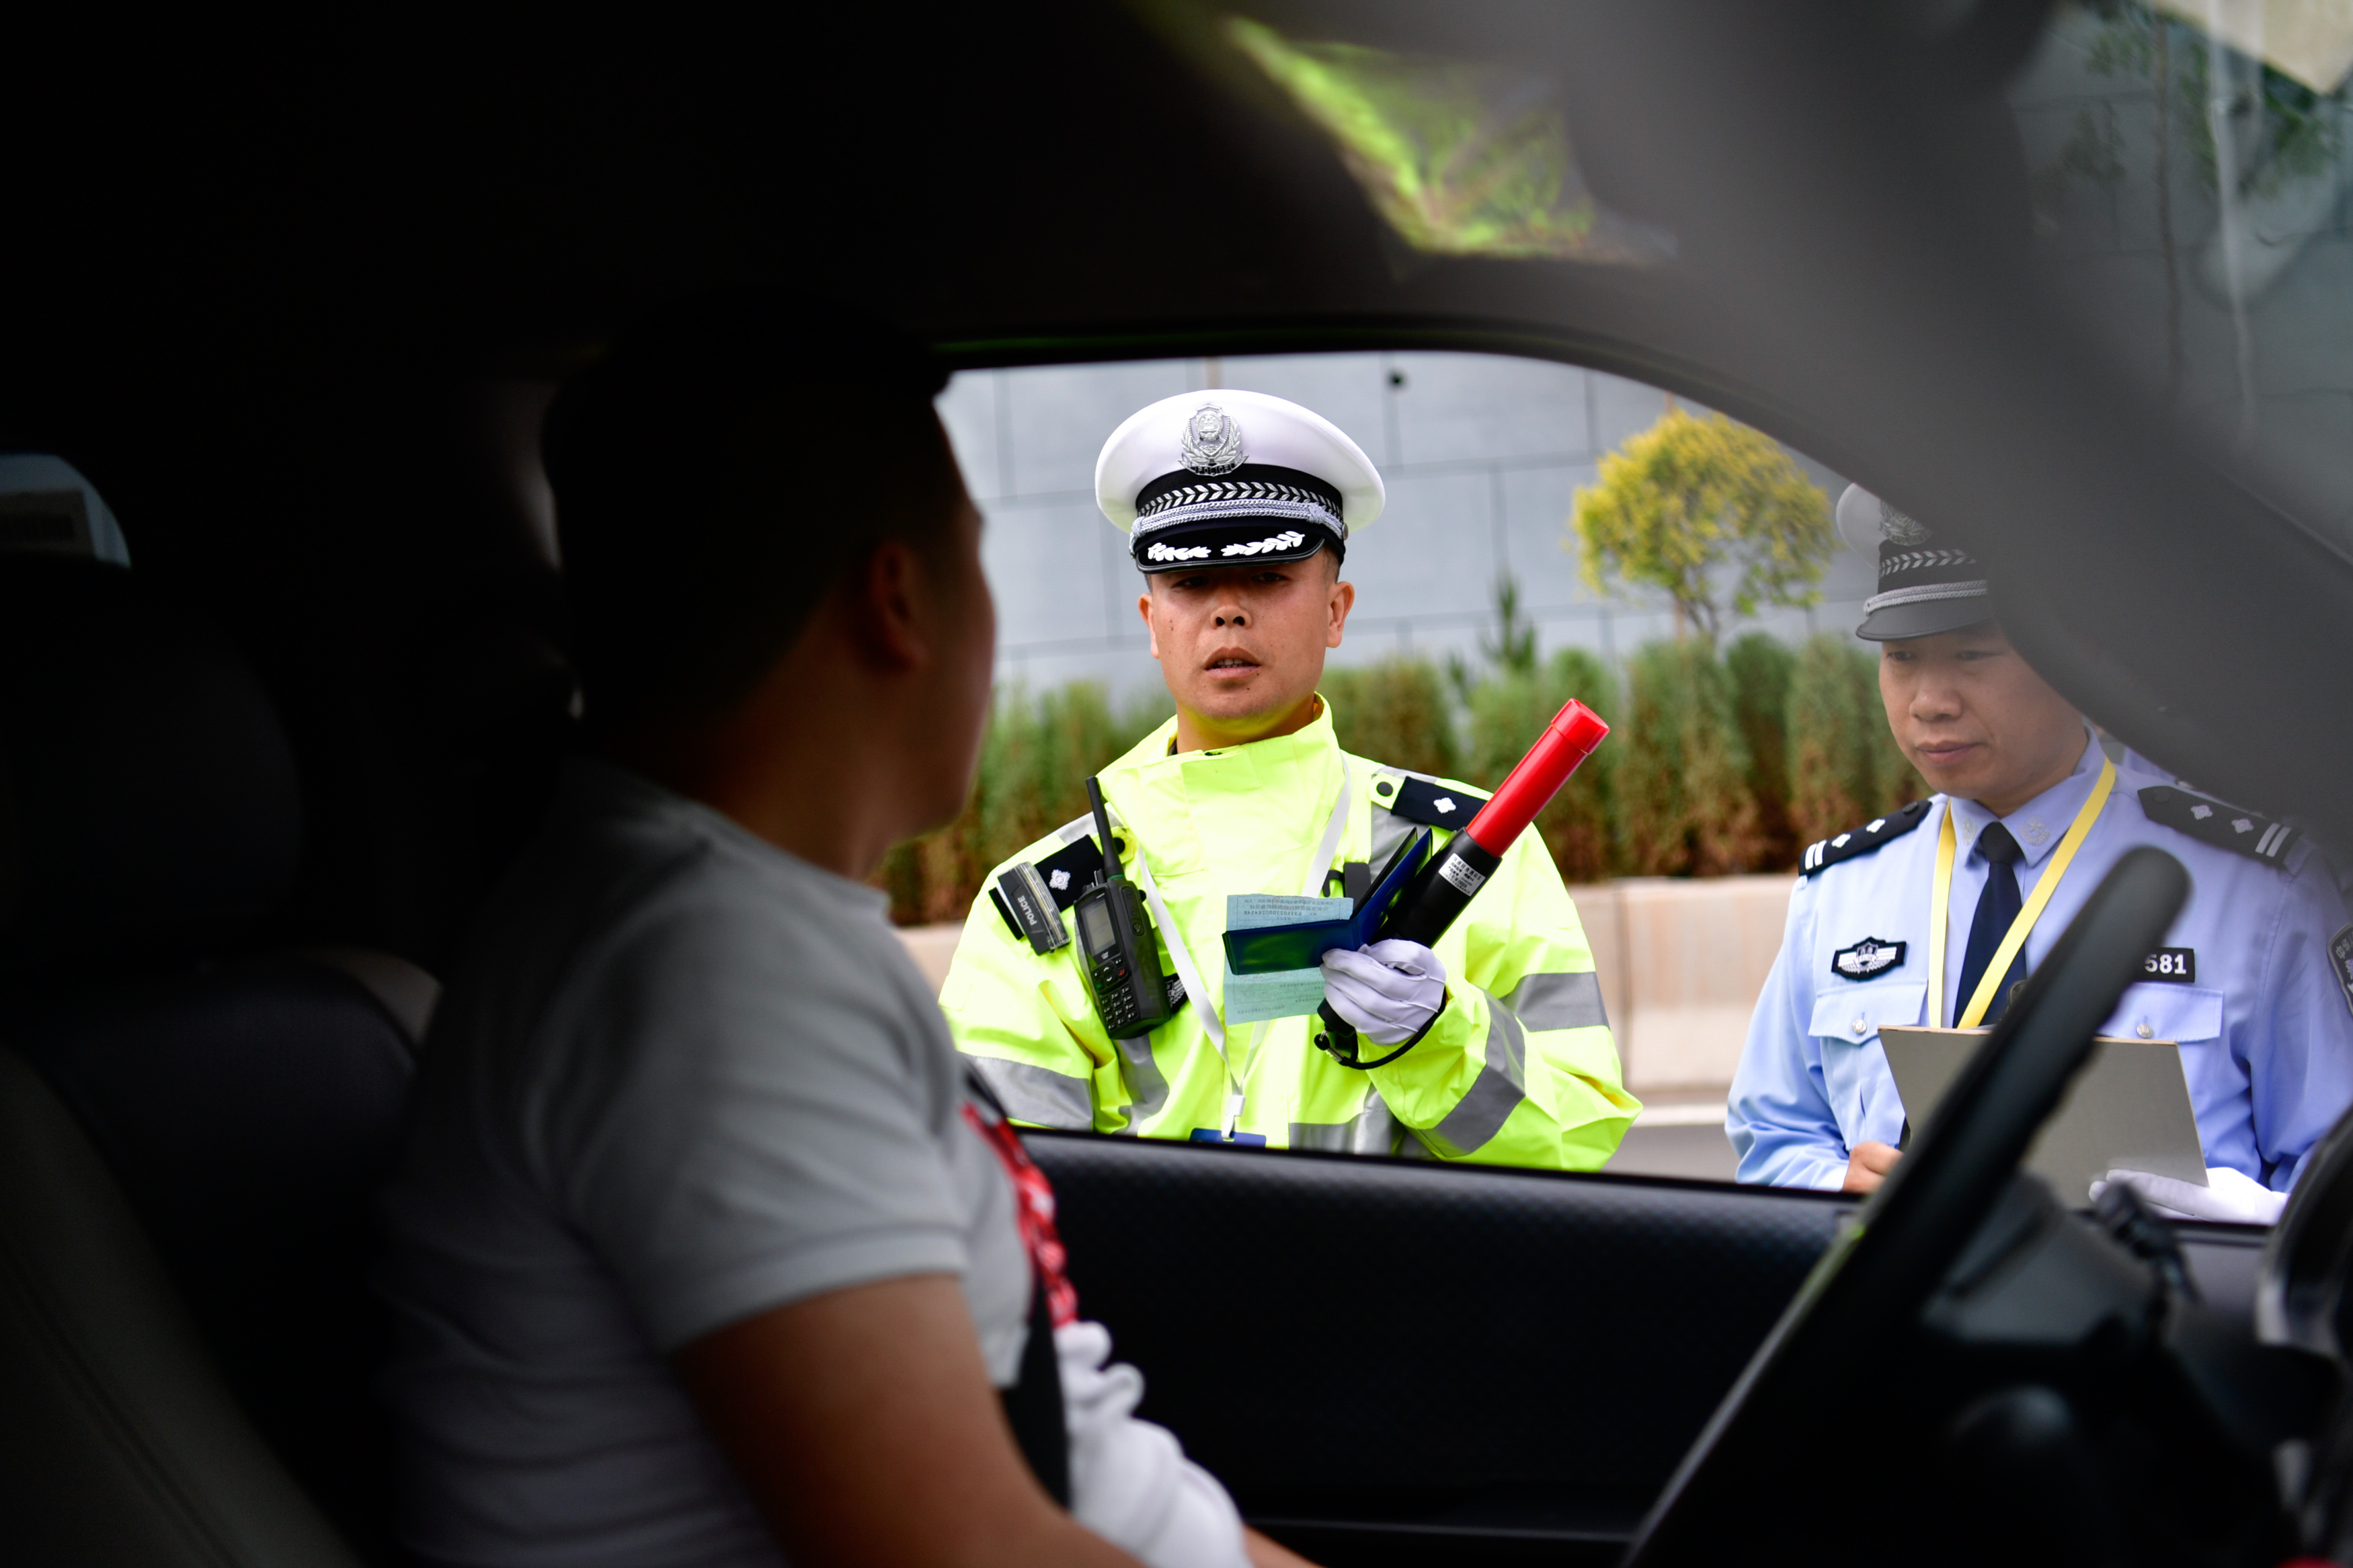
[1317,698,1609,1067]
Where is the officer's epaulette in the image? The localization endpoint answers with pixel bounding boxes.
[1371,772,1490,830]
[2138,784,2301,868]
[1800,798,1933,877]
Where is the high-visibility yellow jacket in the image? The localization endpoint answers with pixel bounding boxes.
[939,704,1638,1169]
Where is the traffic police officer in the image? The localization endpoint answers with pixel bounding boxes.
[940,390,1636,1168]
[1729,485,2353,1217]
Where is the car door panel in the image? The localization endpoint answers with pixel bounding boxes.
[1029,1132,2268,1564]
[1027,1133,1844,1563]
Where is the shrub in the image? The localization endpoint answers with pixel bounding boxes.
[1465,647,1618,883]
[1725,632,1797,869]
[1785,635,1926,850]
[1784,635,1871,852]
[1322,657,1458,780]
[1855,649,1929,812]
[1616,639,1762,876]
[881,630,1905,923]
[882,681,1172,924]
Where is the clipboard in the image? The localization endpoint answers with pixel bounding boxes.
[1222,827,1431,975]
[1878,1024,2208,1204]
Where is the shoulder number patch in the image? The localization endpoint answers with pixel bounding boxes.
[1033,832,1121,911]
[2332,925,2353,1020]
[1381,774,1493,831]
[1831,938,1907,981]
[2141,947,2196,984]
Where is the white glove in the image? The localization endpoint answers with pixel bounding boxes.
[1055,1320,1248,1568]
[1320,939,1449,1044]
[2089,1165,2288,1226]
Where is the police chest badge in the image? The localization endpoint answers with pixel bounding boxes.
[1831,938,1907,981]
[1178,403,1246,475]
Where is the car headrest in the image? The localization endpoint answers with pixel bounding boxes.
[0,561,300,972]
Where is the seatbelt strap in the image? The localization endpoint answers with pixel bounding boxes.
[963,1063,1073,1503]
[1000,1266,1070,1505]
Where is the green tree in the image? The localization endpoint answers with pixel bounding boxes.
[1324,657,1459,780]
[1616,639,1761,876]
[1725,631,1798,869]
[1571,409,1835,644]
[1464,647,1618,883]
[1447,573,1539,702]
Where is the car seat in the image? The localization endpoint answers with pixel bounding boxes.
[0,557,426,1564]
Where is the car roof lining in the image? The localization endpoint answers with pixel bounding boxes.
[7,0,2352,905]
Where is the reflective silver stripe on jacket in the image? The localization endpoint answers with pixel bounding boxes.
[1369,793,1419,870]
[1113,1034,1168,1133]
[1500,970,1609,1032]
[963,1054,1092,1130]
[1288,1088,1399,1155]
[1419,989,1527,1157]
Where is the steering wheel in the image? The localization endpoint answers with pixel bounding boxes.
[1623,845,2189,1567]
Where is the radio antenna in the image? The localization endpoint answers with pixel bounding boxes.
[1085,776,1119,882]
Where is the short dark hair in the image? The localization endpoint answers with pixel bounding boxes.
[545,300,959,731]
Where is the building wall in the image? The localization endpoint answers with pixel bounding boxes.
[936,351,1878,701]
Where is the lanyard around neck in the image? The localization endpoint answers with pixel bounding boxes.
[1926,754,2116,1029]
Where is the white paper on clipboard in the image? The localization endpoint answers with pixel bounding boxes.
[1878,1024,2207,1205]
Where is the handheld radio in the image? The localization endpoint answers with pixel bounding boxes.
[1072,776,1177,1039]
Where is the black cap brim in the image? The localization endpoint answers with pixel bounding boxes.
[1133,517,1342,573]
[1854,593,1998,641]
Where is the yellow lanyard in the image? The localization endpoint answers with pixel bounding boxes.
[1926,755,2116,1029]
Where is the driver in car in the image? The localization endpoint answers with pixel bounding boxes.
[376,309,1310,1568]
[1728,486,2353,1221]
[938,390,1637,1167]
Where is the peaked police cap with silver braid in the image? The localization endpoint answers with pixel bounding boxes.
[1096,389,1386,573]
[1836,483,1997,641]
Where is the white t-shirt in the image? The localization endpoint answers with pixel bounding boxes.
[377,760,1242,1567]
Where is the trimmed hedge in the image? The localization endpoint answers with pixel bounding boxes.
[1786,634,1926,850]
[881,681,1171,925]
[881,636,1928,923]
[1464,648,1618,884]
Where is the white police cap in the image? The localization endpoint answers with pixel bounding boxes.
[1095,389,1384,573]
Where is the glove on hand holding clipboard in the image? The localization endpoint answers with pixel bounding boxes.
[2092,1165,2288,1225]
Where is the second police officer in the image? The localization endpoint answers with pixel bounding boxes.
[1728,485,2353,1219]
[941,390,1638,1167]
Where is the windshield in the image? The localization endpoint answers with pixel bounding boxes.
[2013,2,2353,548]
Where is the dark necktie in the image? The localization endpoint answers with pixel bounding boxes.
[1955,821,2031,1028]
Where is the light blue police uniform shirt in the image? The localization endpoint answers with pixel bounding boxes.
[1728,735,2353,1194]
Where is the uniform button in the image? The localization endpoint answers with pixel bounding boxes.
[1852,1017,1868,1036]
[2136,1022,2154,1039]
